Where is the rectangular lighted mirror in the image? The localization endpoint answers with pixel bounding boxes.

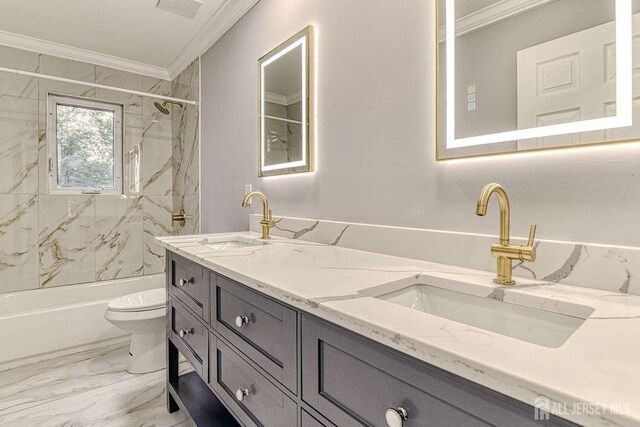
[259,26,314,176]
[437,0,638,160]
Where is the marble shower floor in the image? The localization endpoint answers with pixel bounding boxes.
[0,342,189,427]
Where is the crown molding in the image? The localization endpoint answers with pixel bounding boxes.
[264,91,288,105]
[264,90,302,106]
[167,0,259,79]
[438,0,555,43]
[0,29,171,80]
[287,91,302,105]
[0,0,259,81]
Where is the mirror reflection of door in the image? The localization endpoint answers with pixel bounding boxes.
[437,0,640,160]
[517,14,640,149]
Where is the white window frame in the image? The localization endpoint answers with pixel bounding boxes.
[47,94,124,195]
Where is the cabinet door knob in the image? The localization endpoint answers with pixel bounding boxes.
[235,388,250,402]
[385,407,408,427]
[178,328,193,338]
[178,277,192,287]
[235,315,249,328]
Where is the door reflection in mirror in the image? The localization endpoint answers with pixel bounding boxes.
[437,0,639,160]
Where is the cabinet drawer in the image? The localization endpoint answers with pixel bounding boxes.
[302,316,573,427]
[170,298,208,378]
[169,253,208,320]
[302,410,333,427]
[210,334,297,427]
[212,274,297,392]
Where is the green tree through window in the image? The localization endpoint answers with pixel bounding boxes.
[56,104,116,189]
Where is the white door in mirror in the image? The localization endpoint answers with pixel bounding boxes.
[518,14,640,149]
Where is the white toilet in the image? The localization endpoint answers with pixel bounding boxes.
[104,288,167,374]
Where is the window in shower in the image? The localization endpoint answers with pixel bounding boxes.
[46,94,123,195]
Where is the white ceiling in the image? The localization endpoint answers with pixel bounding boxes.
[0,0,259,79]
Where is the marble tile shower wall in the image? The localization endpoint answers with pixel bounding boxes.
[0,46,200,293]
[171,59,200,237]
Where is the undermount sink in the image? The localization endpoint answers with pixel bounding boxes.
[361,276,594,348]
[197,235,268,251]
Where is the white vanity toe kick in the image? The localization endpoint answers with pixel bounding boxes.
[156,232,640,427]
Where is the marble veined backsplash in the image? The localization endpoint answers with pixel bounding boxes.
[250,214,640,296]
[0,46,199,294]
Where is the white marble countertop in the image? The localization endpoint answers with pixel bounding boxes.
[156,232,640,427]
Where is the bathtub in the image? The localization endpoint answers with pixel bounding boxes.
[0,274,164,369]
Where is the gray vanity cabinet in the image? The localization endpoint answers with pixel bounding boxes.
[169,255,208,320]
[302,410,334,427]
[301,315,575,427]
[169,298,208,380]
[211,274,298,393]
[166,252,578,427]
[301,315,490,426]
[209,334,297,426]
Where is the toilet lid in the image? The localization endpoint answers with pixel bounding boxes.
[108,288,166,312]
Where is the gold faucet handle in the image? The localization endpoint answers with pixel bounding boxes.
[517,224,537,263]
[527,224,537,247]
[267,209,276,228]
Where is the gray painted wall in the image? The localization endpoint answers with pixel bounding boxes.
[201,0,640,247]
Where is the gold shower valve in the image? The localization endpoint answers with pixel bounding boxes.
[171,209,189,227]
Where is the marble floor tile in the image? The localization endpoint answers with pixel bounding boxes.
[0,343,188,427]
[0,343,132,414]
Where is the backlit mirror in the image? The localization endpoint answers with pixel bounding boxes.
[259,26,314,176]
[437,0,639,160]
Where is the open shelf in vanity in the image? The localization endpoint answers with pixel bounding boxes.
[168,371,239,427]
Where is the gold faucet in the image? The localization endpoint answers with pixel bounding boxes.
[242,191,276,239]
[476,183,537,285]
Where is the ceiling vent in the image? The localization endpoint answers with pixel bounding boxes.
[156,0,203,18]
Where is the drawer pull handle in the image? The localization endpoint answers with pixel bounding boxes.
[235,388,250,402]
[178,277,193,287]
[178,328,193,338]
[385,407,408,427]
[235,315,250,328]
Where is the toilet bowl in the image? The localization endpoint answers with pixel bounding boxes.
[104,288,166,374]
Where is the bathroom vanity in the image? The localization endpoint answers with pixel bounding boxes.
[158,233,640,427]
